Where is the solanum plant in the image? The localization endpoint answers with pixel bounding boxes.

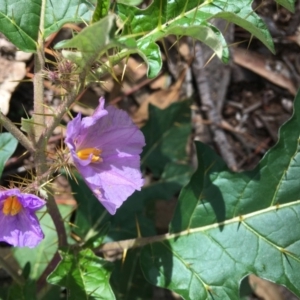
[0,0,298,299]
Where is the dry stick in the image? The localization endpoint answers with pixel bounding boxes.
[191,39,237,170]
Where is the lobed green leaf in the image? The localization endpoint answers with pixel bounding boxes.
[139,89,300,299]
[116,0,276,77]
[47,248,115,300]
[55,14,118,70]
[0,0,92,52]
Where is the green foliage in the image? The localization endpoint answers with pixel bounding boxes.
[275,0,296,11]
[66,101,192,298]
[7,280,36,300]
[0,0,92,52]
[116,0,274,77]
[116,0,143,5]
[13,205,73,280]
[110,249,153,300]
[0,132,17,178]
[55,15,117,70]
[47,248,115,300]
[92,0,110,23]
[0,0,298,299]
[141,100,191,177]
[139,90,300,299]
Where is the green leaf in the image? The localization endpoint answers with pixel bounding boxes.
[111,249,153,300]
[69,174,110,241]
[116,0,143,5]
[136,41,162,79]
[116,0,277,77]
[44,1,93,39]
[0,0,92,52]
[275,0,295,12]
[13,205,73,280]
[7,280,36,300]
[69,162,190,299]
[141,100,191,177]
[92,0,110,23]
[139,89,300,299]
[41,285,62,300]
[55,15,117,69]
[47,248,115,300]
[0,132,18,178]
[117,1,229,77]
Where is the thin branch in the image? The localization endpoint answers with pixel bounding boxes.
[0,112,35,153]
[32,0,68,249]
[98,234,168,255]
[36,78,86,150]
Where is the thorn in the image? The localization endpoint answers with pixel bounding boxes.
[247,34,254,50]
[122,248,128,266]
[135,215,142,238]
[204,53,216,68]
[121,55,129,82]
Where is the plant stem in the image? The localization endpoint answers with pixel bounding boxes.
[0,112,35,153]
[36,73,86,149]
[33,0,68,249]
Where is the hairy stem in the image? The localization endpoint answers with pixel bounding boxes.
[33,0,68,250]
[0,112,35,153]
[36,73,87,149]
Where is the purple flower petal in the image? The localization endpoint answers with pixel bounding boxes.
[0,189,45,248]
[65,97,145,214]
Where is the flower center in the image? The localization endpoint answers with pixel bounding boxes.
[77,148,103,162]
[2,196,23,216]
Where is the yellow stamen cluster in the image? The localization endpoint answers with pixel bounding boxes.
[2,196,23,216]
[77,148,103,163]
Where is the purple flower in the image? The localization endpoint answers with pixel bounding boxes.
[65,97,145,215]
[0,189,45,248]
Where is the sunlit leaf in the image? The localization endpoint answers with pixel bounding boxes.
[47,248,115,300]
[140,90,300,299]
[0,0,92,52]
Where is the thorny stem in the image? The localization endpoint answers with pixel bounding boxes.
[33,0,68,251]
[98,234,168,255]
[0,112,35,153]
[36,73,86,150]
